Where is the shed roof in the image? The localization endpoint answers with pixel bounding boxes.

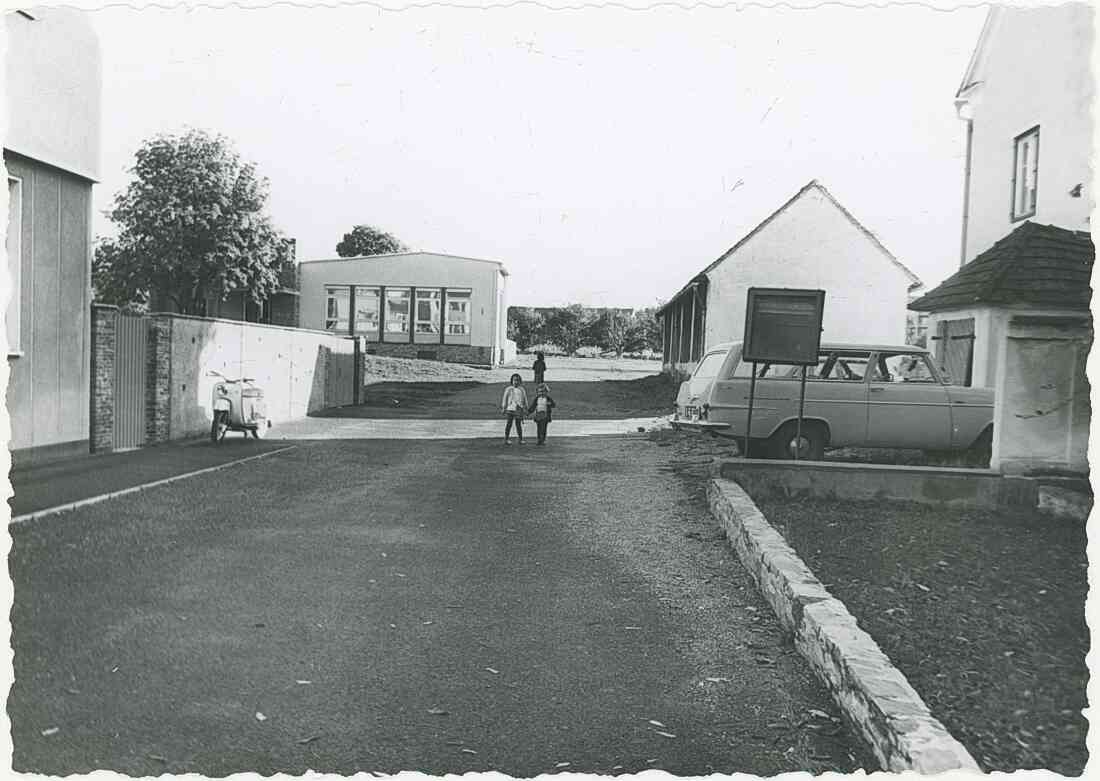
[909,222,1094,312]
[657,180,921,316]
[302,251,509,276]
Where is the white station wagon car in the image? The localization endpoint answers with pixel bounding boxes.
[673,341,994,460]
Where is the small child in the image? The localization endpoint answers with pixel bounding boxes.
[527,383,556,445]
[501,373,529,445]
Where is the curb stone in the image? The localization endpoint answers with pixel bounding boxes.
[707,477,980,773]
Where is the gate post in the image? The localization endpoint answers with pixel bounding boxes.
[353,336,362,406]
[90,304,118,452]
[145,315,173,444]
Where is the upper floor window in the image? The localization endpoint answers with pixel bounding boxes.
[447,289,471,335]
[1012,126,1039,221]
[325,286,349,332]
[7,177,23,354]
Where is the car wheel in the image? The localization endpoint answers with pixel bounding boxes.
[769,421,827,461]
[967,427,993,467]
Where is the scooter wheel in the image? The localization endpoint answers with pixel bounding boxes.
[211,412,228,444]
[251,420,268,439]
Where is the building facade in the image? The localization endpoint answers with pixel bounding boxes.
[912,5,1093,475]
[5,8,102,464]
[659,181,921,374]
[298,252,509,366]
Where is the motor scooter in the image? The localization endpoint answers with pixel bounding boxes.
[208,370,270,443]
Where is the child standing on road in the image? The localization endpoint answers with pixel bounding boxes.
[532,351,547,385]
[527,383,556,445]
[501,373,529,445]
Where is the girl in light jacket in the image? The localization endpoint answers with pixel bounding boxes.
[501,373,529,445]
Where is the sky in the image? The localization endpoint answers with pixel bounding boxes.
[84,1,990,308]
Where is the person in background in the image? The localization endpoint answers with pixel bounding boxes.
[527,383,556,446]
[501,373,529,445]
[533,351,547,385]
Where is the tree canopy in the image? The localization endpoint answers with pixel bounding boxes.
[92,129,286,315]
[335,225,406,258]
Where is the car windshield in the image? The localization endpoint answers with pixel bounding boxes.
[692,352,726,380]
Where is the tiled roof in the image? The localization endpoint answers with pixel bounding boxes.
[909,222,1094,312]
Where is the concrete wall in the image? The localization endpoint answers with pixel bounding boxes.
[703,187,913,353]
[991,313,1091,475]
[163,315,356,440]
[299,253,506,360]
[5,152,93,462]
[960,5,1093,263]
[4,8,102,182]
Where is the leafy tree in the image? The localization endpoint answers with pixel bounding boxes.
[588,310,642,356]
[335,224,406,257]
[507,307,546,351]
[634,307,663,353]
[92,129,285,315]
[545,304,592,356]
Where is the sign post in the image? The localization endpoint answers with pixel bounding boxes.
[742,288,825,460]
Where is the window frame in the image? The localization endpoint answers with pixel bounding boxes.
[353,285,381,338]
[384,287,412,335]
[7,176,23,355]
[414,288,442,335]
[446,289,472,336]
[1011,125,1040,222]
[324,286,350,333]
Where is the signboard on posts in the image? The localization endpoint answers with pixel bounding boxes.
[742,288,825,365]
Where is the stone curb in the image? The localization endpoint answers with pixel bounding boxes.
[707,477,980,773]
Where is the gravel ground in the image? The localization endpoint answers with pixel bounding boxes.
[10,435,872,776]
[361,354,661,386]
[755,497,1089,775]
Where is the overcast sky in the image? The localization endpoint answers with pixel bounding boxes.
[86,1,990,308]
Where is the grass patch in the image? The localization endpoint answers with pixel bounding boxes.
[755,496,1088,774]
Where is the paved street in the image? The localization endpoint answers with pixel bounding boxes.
[11,431,869,775]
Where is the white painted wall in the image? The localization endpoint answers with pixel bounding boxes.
[703,187,914,348]
[960,5,1093,263]
[298,252,506,349]
[4,8,102,181]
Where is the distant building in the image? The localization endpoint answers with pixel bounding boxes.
[657,180,921,374]
[911,4,1093,475]
[149,238,300,327]
[5,8,101,464]
[298,252,510,367]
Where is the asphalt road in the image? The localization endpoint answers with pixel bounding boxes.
[10,434,871,775]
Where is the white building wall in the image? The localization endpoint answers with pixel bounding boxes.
[4,8,102,181]
[961,5,1093,263]
[298,253,504,349]
[703,188,913,348]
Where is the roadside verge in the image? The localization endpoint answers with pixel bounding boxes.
[707,477,979,773]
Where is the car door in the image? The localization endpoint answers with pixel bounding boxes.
[801,350,870,447]
[864,351,953,449]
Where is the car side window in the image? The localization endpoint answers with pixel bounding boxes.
[872,353,939,383]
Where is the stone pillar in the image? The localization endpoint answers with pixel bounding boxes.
[89,304,118,452]
[145,315,173,444]
[991,313,1092,475]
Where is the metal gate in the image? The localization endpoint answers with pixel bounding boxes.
[934,318,975,386]
[113,312,148,449]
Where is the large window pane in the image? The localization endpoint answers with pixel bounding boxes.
[385,288,411,334]
[446,289,471,335]
[354,286,381,335]
[325,286,349,333]
[415,289,441,334]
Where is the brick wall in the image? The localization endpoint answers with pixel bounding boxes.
[364,342,492,366]
[89,304,118,452]
[145,316,173,443]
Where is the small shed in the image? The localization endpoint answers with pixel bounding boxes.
[910,221,1093,474]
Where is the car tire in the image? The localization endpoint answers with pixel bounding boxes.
[769,421,827,461]
[967,427,993,467]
